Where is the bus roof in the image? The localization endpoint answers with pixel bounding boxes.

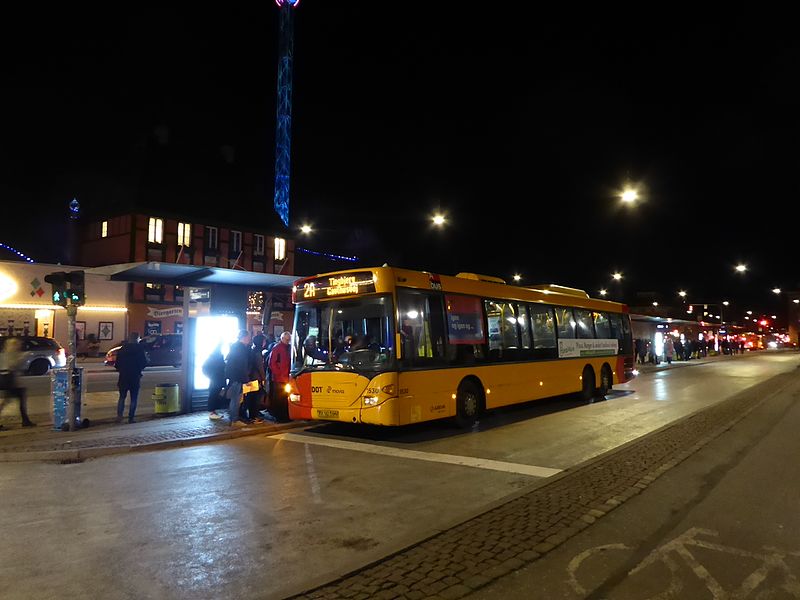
[293,266,628,313]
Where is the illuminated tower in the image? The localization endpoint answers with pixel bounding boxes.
[273,0,300,227]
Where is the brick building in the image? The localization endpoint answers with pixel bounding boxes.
[79,212,295,337]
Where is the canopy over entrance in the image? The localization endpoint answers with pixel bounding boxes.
[86,261,298,290]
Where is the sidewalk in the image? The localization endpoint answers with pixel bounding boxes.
[0,412,306,462]
[636,350,747,374]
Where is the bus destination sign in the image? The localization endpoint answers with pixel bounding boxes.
[295,272,377,301]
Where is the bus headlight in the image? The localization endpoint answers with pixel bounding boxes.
[284,383,293,394]
[363,396,379,406]
[289,393,302,403]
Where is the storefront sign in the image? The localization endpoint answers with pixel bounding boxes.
[294,272,376,301]
[445,295,486,344]
[146,306,185,319]
[557,338,618,358]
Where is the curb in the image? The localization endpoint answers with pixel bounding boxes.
[0,420,310,463]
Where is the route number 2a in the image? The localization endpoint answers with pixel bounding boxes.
[303,282,317,298]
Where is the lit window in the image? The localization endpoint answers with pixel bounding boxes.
[275,237,286,261]
[231,230,242,253]
[148,217,163,244]
[254,234,265,256]
[206,226,218,250]
[101,221,108,238]
[178,222,191,247]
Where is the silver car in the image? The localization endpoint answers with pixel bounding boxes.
[0,336,67,375]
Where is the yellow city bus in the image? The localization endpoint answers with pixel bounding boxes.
[287,267,635,427]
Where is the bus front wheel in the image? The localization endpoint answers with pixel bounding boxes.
[455,381,481,428]
[580,367,596,402]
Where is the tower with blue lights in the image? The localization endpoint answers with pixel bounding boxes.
[273,0,300,228]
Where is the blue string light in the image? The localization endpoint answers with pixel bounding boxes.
[296,247,358,263]
[0,242,34,263]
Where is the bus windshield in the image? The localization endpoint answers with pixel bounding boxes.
[292,295,395,374]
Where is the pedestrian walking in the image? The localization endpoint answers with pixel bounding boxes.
[0,338,35,429]
[664,336,675,365]
[225,330,251,428]
[115,332,149,423]
[268,330,292,422]
[243,335,266,423]
[203,343,227,420]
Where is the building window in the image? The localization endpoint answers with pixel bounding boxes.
[148,217,163,244]
[206,226,218,250]
[101,221,108,238]
[177,222,191,247]
[231,230,242,254]
[274,237,286,261]
[254,234,265,256]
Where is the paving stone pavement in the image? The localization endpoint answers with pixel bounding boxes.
[289,369,798,600]
[0,412,306,460]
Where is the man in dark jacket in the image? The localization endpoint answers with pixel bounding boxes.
[225,330,251,427]
[116,332,149,423]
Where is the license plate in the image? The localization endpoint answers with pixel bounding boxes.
[317,409,340,419]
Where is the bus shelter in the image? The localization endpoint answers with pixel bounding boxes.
[87,262,298,413]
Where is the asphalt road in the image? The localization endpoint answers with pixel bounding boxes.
[2,351,798,600]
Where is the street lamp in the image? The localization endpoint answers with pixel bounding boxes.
[431,214,446,227]
[620,188,638,204]
[772,287,781,294]
[678,290,687,298]
[513,274,521,282]
[612,272,623,281]
[723,300,730,306]
[300,224,313,235]
[599,289,607,297]
[735,264,747,273]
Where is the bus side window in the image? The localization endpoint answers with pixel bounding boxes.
[594,312,612,339]
[484,300,519,361]
[554,307,576,340]
[515,304,532,359]
[608,313,624,352]
[574,309,596,339]
[530,305,557,359]
[398,290,446,368]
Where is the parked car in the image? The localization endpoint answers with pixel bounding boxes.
[104,334,182,368]
[0,336,67,375]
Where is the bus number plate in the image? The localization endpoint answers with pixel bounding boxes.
[317,409,339,419]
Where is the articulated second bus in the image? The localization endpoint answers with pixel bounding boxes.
[287,267,635,427]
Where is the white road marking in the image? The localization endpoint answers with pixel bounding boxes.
[270,432,562,478]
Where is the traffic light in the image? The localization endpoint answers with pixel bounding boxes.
[44,272,68,306]
[66,270,85,306]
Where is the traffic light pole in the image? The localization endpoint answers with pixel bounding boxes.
[66,304,78,431]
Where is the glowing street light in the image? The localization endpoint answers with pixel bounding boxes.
[620,188,638,204]
[612,272,623,281]
[513,274,521,282]
[300,224,313,235]
[431,214,446,226]
[678,290,687,298]
[772,287,781,294]
[746,310,753,315]
[735,264,747,273]
[795,299,800,304]
[771,315,777,319]
[652,301,659,307]
[599,289,607,296]
[723,301,730,306]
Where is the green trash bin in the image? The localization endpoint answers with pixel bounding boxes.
[153,383,180,415]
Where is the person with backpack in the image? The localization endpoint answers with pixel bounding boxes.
[225,330,251,428]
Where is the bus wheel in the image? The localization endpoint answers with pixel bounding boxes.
[597,365,613,399]
[455,381,481,428]
[580,367,596,402]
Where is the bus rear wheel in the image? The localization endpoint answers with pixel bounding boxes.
[597,365,613,398]
[454,381,481,428]
[580,367,596,402]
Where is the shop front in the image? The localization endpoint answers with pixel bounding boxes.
[0,260,128,355]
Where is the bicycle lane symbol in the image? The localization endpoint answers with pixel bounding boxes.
[567,527,800,599]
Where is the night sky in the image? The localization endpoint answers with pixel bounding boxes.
[2,5,798,318]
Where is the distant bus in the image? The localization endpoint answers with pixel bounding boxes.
[287,267,635,427]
